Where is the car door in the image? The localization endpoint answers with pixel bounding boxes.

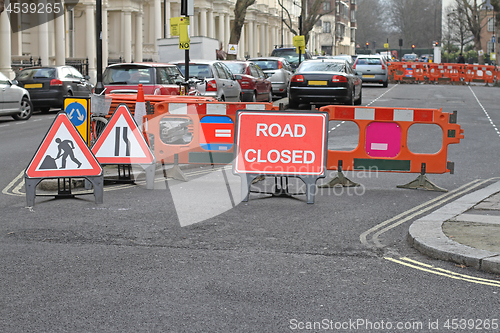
[0,74,10,113]
[69,67,90,97]
[215,62,239,101]
[250,64,267,100]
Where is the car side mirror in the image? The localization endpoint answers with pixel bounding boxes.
[233,74,242,80]
[10,79,19,85]
[84,75,91,80]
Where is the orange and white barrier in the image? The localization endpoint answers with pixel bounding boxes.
[319,105,464,175]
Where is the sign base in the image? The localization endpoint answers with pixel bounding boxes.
[25,175,104,207]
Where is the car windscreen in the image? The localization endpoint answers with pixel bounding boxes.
[252,60,280,70]
[297,62,344,73]
[224,63,246,74]
[17,68,56,80]
[176,64,213,79]
[356,58,382,65]
[102,66,154,85]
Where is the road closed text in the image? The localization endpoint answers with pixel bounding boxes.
[234,112,327,175]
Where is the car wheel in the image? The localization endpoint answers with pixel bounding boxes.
[354,88,362,105]
[90,116,108,146]
[12,96,33,121]
[382,81,388,88]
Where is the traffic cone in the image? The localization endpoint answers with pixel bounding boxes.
[134,84,147,132]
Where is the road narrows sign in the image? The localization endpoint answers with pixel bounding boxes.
[91,104,155,164]
[26,112,102,178]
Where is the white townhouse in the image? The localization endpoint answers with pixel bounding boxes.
[0,0,355,82]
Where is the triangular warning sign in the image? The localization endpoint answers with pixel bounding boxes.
[26,112,102,178]
[92,104,155,164]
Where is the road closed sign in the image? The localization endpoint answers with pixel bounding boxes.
[234,111,328,176]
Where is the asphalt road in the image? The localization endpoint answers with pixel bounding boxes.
[1,83,500,332]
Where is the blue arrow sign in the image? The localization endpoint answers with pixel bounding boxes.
[65,102,87,127]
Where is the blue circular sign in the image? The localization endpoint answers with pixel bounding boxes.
[65,102,87,127]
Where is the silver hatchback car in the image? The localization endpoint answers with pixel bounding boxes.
[352,55,389,87]
[173,60,242,102]
[0,72,33,121]
[249,57,293,97]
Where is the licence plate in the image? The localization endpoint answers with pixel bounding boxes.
[25,83,43,88]
[363,75,375,78]
[308,80,327,86]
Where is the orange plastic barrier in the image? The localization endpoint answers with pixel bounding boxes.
[144,100,279,165]
[427,64,445,82]
[464,65,496,84]
[318,105,464,174]
[105,93,216,118]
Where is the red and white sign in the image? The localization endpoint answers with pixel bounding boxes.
[92,104,155,164]
[26,113,102,178]
[234,111,328,175]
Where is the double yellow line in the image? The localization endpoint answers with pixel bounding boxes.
[385,257,500,288]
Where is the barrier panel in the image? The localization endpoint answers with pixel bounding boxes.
[143,100,279,167]
[464,65,496,84]
[318,105,464,190]
[389,62,499,85]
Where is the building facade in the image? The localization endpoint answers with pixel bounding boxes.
[0,0,356,82]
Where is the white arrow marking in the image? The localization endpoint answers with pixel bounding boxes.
[76,109,85,121]
[68,108,75,119]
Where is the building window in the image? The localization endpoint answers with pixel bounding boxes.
[323,1,331,11]
[488,17,494,32]
[323,21,331,33]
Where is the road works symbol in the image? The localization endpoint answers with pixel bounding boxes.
[26,112,102,178]
[91,104,154,164]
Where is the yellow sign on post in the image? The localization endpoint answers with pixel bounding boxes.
[170,17,190,37]
[179,23,190,49]
[64,97,91,145]
[384,43,389,49]
[293,35,305,47]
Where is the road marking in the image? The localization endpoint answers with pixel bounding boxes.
[2,165,234,196]
[370,179,496,247]
[469,85,500,138]
[360,179,483,247]
[385,257,500,288]
[328,83,399,134]
[2,170,25,196]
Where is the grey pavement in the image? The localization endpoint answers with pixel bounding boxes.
[408,180,500,275]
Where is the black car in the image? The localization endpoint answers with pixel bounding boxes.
[288,59,362,108]
[270,47,313,70]
[16,66,93,113]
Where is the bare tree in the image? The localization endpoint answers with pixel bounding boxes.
[455,0,491,64]
[0,0,4,14]
[227,0,256,60]
[386,0,442,49]
[355,0,389,49]
[445,2,472,53]
[279,0,335,45]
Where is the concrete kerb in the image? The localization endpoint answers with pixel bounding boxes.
[408,181,500,275]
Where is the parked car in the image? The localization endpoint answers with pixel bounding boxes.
[16,66,93,113]
[102,63,184,95]
[419,54,433,62]
[223,60,272,102]
[402,53,418,62]
[270,47,313,70]
[288,59,362,108]
[331,54,355,66]
[248,57,293,97]
[352,55,389,87]
[0,72,33,121]
[173,60,242,102]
